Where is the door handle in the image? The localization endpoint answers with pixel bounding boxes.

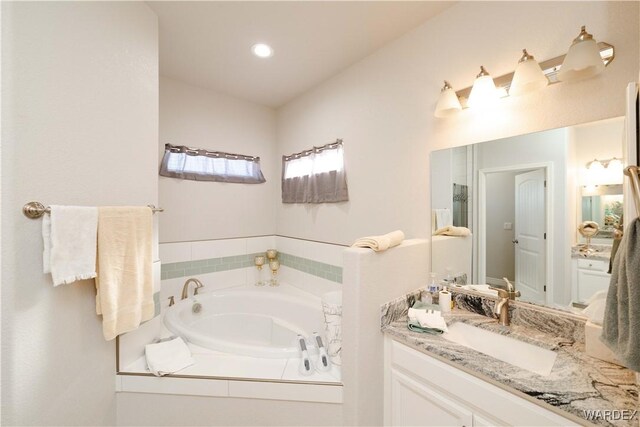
[512,239,519,244]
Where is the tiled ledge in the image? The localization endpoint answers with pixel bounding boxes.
[161,252,343,284]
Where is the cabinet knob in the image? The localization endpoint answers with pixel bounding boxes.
[512,239,519,244]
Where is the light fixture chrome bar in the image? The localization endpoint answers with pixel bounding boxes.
[455,42,614,106]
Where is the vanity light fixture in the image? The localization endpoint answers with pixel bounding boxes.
[585,158,624,186]
[558,26,605,82]
[434,81,462,118]
[251,43,274,58]
[467,66,499,109]
[433,26,615,117]
[509,49,548,96]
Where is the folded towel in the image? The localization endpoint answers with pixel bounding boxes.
[95,207,154,341]
[352,230,404,252]
[434,208,452,230]
[42,205,98,286]
[407,319,445,335]
[416,310,448,333]
[434,225,471,237]
[601,218,640,371]
[145,337,194,376]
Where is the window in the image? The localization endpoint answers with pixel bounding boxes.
[282,140,348,203]
[159,144,265,184]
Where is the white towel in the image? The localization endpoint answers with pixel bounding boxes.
[434,225,471,237]
[96,206,154,341]
[581,290,607,325]
[145,337,194,376]
[416,310,448,332]
[434,209,452,229]
[352,230,405,252]
[42,205,98,286]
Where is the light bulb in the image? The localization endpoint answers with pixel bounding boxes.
[558,26,605,82]
[510,49,548,96]
[467,66,499,109]
[434,81,462,118]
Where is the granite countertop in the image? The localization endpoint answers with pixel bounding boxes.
[382,307,638,427]
[571,244,613,262]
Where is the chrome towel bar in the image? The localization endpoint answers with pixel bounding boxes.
[22,201,164,219]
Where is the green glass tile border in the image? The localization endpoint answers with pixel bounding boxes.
[279,252,342,284]
[160,252,342,284]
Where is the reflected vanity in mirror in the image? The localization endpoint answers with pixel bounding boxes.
[430,116,625,310]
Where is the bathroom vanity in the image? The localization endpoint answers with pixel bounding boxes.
[381,291,638,427]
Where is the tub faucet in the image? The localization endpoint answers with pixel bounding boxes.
[181,278,204,300]
[488,283,520,326]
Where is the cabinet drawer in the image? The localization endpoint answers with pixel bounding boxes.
[577,258,608,271]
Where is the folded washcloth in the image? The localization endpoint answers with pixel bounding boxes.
[42,205,98,286]
[96,206,154,341]
[416,309,448,333]
[352,230,405,252]
[408,319,445,335]
[602,218,640,371]
[145,337,194,376]
[434,225,471,237]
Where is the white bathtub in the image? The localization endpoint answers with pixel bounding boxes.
[163,285,326,358]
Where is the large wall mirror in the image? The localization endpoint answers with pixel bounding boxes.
[431,116,624,310]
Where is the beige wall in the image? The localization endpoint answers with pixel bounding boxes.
[276,1,639,246]
[1,2,158,425]
[159,77,277,243]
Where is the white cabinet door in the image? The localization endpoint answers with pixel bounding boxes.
[390,368,473,427]
[577,269,611,302]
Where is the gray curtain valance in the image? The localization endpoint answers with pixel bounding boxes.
[281,141,348,203]
[159,144,265,184]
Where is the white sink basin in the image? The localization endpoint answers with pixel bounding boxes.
[443,322,557,377]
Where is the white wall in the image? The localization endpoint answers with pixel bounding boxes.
[1,2,158,425]
[276,1,639,246]
[159,77,277,243]
[485,171,517,282]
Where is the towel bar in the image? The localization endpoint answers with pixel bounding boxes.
[22,201,164,219]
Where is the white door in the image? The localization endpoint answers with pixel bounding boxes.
[514,169,546,304]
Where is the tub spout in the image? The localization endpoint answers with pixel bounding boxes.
[181,278,204,300]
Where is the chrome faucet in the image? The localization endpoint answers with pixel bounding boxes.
[181,278,204,300]
[489,278,520,326]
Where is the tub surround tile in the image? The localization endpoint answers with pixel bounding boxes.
[279,252,342,284]
[381,291,637,426]
[159,242,191,264]
[275,236,345,267]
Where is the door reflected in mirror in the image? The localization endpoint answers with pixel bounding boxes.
[430,116,624,309]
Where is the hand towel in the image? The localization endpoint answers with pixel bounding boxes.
[352,230,405,252]
[434,208,452,229]
[95,206,154,341]
[42,205,98,286]
[601,218,640,371]
[407,319,445,335]
[415,310,448,333]
[434,225,471,237]
[145,337,194,376]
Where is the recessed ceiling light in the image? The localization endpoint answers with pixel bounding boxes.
[251,43,273,58]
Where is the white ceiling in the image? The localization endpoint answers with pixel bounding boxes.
[148,1,454,108]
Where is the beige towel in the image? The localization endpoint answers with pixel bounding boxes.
[352,230,405,252]
[434,225,471,237]
[96,207,154,341]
